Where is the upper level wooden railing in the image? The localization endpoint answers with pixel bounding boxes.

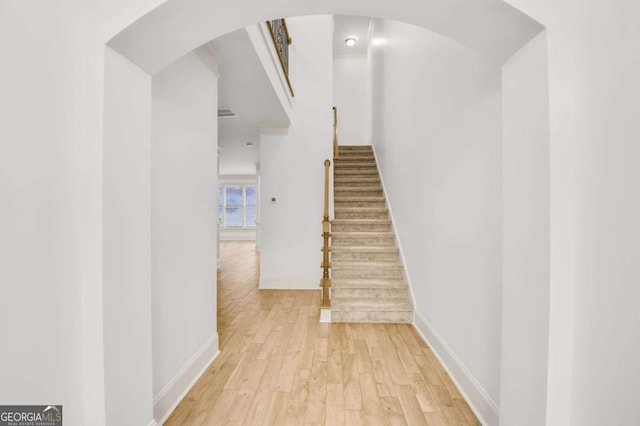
[333,106,339,160]
[320,159,331,307]
[266,19,295,97]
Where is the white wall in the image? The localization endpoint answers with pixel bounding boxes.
[151,51,220,422]
[571,1,640,424]
[103,47,155,426]
[369,19,503,423]
[258,15,333,289]
[333,56,371,145]
[0,3,94,425]
[501,32,550,426]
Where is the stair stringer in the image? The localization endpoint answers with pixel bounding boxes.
[370,145,416,324]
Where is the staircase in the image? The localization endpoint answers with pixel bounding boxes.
[330,145,413,323]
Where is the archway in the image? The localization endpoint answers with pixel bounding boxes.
[101,1,570,425]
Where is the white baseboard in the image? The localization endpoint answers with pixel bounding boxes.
[413,311,499,426]
[258,277,319,290]
[147,421,158,426]
[153,334,220,425]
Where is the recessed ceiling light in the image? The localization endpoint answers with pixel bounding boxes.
[345,37,357,47]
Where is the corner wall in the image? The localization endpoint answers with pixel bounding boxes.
[103,47,155,426]
[369,19,503,423]
[258,15,333,289]
[500,32,550,425]
[151,51,220,423]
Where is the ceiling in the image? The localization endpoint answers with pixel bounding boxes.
[213,28,289,175]
[333,15,373,57]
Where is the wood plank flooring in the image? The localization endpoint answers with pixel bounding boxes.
[165,242,480,425]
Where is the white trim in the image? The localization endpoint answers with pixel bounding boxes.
[194,42,223,77]
[147,421,158,426]
[259,277,319,290]
[413,311,499,426]
[153,334,220,425]
[371,145,416,322]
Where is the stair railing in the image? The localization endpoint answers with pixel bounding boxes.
[266,19,295,97]
[321,159,331,307]
[333,106,339,160]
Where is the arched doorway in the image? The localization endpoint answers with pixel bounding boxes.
[101,1,570,425]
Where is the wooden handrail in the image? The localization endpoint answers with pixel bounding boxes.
[281,18,292,45]
[266,19,295,97]
[321,159,331,307]
[333,106,339,160]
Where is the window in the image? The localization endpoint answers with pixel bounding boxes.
[218,184,257,229]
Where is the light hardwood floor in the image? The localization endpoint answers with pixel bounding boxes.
[165,242,480,425]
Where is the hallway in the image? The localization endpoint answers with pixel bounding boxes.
[165,242,479,425]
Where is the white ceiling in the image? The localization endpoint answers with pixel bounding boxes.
[213,28,289,175]
[333,15,372,57]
